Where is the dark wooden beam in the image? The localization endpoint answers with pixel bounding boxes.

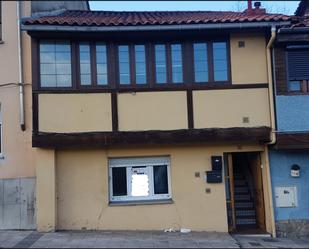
[186,90,194,129]
[111,92,118,131]
[273,132,309,150]
[32,93,39,133]
[32,127,271,149]
[33,83,269,94]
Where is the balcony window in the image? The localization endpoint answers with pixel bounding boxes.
[118,45,131,85]
[135,45,147,85]
[79,43,91,86]
[193,43,208,83]
[213,42,228,82]
[96,43,108,85]
[155,44,167,84]
[40,41,72,87]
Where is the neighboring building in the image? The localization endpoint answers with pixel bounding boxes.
[22,2,292,234]
[269,0,309,238]
[0,1,88,230]
[0,1,35,230]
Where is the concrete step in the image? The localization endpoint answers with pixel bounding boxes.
[235,194,251,201]
[234,187,249,194]
[234,180,247,186]
[236,218,257,225]
[236,209,256,217]
[235,202,254,209]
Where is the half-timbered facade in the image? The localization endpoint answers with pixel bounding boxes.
[22,2,291,234]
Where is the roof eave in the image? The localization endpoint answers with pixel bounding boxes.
[21,21,291,33]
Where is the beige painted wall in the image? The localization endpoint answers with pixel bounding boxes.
[36,149,56,232]
[193,88,271,129]
[230,33,268,84]
[118,92,188,131]
[0,1,35,179]
[39,93,112,133]
[53,144,269,232]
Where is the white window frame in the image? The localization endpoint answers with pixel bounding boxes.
[109,156,172,203]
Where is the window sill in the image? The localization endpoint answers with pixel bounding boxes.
[109,199,173,207]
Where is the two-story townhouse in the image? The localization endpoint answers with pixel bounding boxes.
[269,0,309,238]
[22,2,291,234]
[0,0,88,230]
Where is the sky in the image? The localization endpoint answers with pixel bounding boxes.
[90,1,300,15]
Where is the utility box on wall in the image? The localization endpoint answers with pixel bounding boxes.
[275,186,298,208]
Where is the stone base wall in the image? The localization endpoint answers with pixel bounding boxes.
[276,220,309,238]
[0,177,36,230]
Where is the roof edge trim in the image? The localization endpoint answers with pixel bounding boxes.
[22,21,291,32]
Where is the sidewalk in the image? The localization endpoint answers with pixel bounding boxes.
[0,230,308,248]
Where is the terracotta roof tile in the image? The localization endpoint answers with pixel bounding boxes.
[23,10,292,27]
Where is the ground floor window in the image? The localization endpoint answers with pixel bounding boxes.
[109,156,171,203]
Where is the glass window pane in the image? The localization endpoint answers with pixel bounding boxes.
[194,43,208,83]
[56,52,71,63]
[80,63,91,75]
[155,45,167,84]
[79,43,91,86]
[214,70,228,81]
[154,165,168,194]
[40,41,72,88]
[96,43,108,85]
[40,64,56,75]
[171,44,183,83]
[195,72,208,83]
[118,45,130,85]
[112,167,127,196]
[97,74,108,85]
[56,74,71,87]
[40,42,55,52]
[41,75,56,87]
[55,41,70,52]
[135,45,146,84]
[40,52,55,63]
[120,75,130,85]
[213,42,228,81]
[80,44,90,52]
[56,63,71,75]
[80,74,91,86]
[289,81,301,91]
[97,63,107,75]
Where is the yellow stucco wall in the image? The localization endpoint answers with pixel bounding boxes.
[39,93,112,133]
[193,88,270,129]
[230,33,268,84]
[118,92,188,131]
[54,144,268,232]
[0,1,35,179]
[36,149,56,232]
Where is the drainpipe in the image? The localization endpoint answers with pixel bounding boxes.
[265,25,277,238]
[17,1,25,131]
[266,26,276,144]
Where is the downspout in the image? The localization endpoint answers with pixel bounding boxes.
[265,25,277,237]
[17,1,25,131]
[266,26,276,144]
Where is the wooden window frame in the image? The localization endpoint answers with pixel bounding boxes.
[38,39,75,90]
[35,38,232,91]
